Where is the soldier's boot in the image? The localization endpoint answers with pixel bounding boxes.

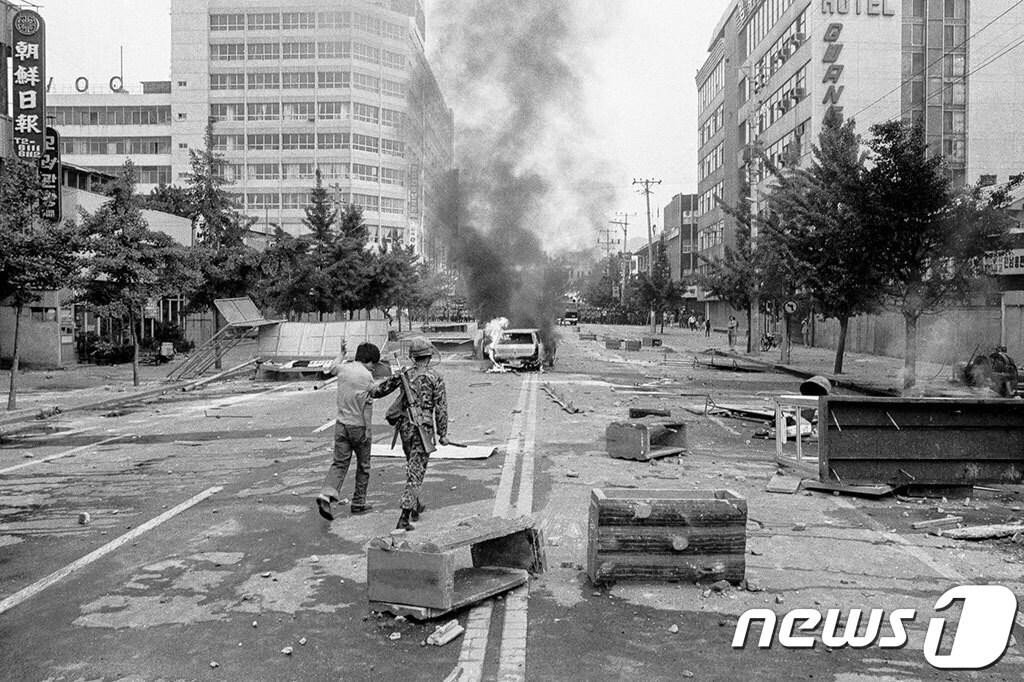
[411,500,426,522]
[396,509,415,531]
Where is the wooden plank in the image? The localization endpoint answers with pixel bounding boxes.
[589,552,745,584]
[821,460,1023,487]
[801,480,894,497]
[935,523,1024,540]
[766,473,803,494]
[596,500,747,527]
[911,516,963,530]
[595,526,745,555]
[825,432,1024,460]
[366,548,455,610]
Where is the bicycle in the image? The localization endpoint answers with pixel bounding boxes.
[760,331,779,352]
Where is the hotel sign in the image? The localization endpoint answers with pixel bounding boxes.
[819,0,895,125]
[12,10,46,161]
[821,0,895,14]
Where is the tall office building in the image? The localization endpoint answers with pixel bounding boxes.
[49,0,455,263]
[696,0,1024,309]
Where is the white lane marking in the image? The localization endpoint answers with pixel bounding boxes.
[493,378,530,518]
[0,485,223,616]
[0,435,128,475]
[453,375,532,682]
[497,374,538,682]
[454,600,494,681]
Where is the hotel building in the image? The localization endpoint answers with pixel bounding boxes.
[48,0,455,263]
[696,0,1024,317]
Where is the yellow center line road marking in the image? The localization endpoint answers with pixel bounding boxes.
[0,485,224,616]
[0,435,128,475]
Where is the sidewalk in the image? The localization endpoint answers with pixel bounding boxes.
[577,323,952,396]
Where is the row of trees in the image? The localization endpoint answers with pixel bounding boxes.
[1,128,439,407]
[704,115,1020,390]
[582,242,686,329]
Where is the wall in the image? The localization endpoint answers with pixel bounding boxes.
[811,304,1011,364]
[0,291,64,368]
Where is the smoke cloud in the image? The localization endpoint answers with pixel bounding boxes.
[428,1,620,343]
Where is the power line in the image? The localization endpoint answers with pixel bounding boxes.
[849,0,1024,121]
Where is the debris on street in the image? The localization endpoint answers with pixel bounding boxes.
[933,521,1024,540]
[426,619,465,646]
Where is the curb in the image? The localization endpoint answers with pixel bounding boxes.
[718,350,900,397]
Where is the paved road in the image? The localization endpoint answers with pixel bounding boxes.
[1,331,1022,680]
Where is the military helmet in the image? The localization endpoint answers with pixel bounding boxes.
[408,336,435,358]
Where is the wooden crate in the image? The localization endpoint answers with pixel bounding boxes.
[604,338,622,350]
[624,339,642,351]
[587,489,746,585]
[367,515,545,619]
[606,420,687,461]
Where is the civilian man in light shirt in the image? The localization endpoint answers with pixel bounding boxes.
[315,342,391,521]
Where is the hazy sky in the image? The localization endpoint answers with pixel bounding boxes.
[42,0,727,250]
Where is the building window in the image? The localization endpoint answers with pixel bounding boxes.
[247,13,280,31]
[942,110,965,134]
[351,193,380,211]
[380,167,405,185]
[281,192,311,209]
[382,79,405,98]
[247,72,281,89]
[318,132,350,149]
[247,42,280,61]
[944,0,966,19]
[353,72,380,93]
[942,54,966,78]
[281,12,315,30]
[903,0,925,17]
[176,112,187,120]
[282,102,315,121]
[352,134,379,153]
[210,73,244,90]
[210,43,245,61]
[177,80,187,87]
[381,138,404,157]
[282,41,315,60]
[318,11,351,29]
[318,41,350,59]
[283,162,315,180]
[351,163,378,181]
[282,133,315,150]
[247,133,280,151]
[354,13,381,35]
[318,71,350,89]
[943,81,966,106]
[281,72,315,89]
[380,197,404,214]
[352,102,379,124]
[319,162,349,179]
[382,50,406,70]
[210,13,244,31]
[381,108,403,129]
[247,102,280,121]
[318,101,350,120]
[353,42,380,64]
[212,134,244,152]
[382,21,404,41]
[247,192,280,209]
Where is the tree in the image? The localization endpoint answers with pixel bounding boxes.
[866,120,1019,391]
[636,239,681,333]
[581,255,622,312]
[764,113,883,372]
[139,183,191,219]
[257,227,316,319]
[325,204,374,315]
[0,158,84,409]
[77,162,191,386]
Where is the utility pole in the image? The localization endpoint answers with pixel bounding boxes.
[633,178,661,334]
[609,212,636,306]
[596,227,620,300]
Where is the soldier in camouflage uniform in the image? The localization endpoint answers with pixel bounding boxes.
[378,336,449,530]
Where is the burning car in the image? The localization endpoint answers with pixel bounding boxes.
[488,328,545,371]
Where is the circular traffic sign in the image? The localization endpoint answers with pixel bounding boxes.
[784,300,797,314]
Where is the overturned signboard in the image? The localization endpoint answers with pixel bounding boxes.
[818,396,1024,487]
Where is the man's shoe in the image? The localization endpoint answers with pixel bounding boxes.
[350,504,374,515]
[395,509,415,531]
[411,501,426,522]
[316,494,334,521]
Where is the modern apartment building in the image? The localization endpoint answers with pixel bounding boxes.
[696,0,1024,315]
[47,0,455,262]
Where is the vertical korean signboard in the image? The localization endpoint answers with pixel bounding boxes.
[40,127,61,222]
[12,9,46,161]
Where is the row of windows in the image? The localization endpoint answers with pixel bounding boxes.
[763,119,810,171]
[904,78,967,107]
[48,106,171,127]
[699,144,723,183]
[699,105,724,149]
[89,165,171,185]
[241,161,404,184]
[698,180,723,216]
[242,191,404,213]
[698,58,725,113]
[209,101,403,126]
[209,41,406,68]
[698,220,724,252]
[210,71,406,96]
[752,64,807,136]
[60,136,171,155]
[212,132,405,156]
[209,11,406,41]
[744,0,795,58]
[751,9,806,93]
